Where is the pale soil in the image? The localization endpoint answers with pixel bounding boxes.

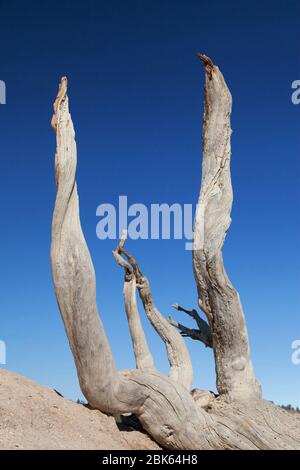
[0,369,160,450]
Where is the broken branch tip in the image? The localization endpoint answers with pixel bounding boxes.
[197,53,215,75]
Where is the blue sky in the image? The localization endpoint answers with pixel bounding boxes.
[0,0,299,407]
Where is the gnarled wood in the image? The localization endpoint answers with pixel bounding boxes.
[50,64,300,450]
[50,77,215,450]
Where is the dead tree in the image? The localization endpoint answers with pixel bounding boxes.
[50,57,300,449]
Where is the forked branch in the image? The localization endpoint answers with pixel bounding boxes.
[115,237,193,390]
[113,233,155,371]
[168,303,212,348]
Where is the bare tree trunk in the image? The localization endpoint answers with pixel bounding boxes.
[50,64,300,449]
[192,55,261,402]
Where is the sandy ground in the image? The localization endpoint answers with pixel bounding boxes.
[0,369,160,450]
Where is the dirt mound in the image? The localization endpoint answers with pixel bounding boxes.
[0,369,160,450]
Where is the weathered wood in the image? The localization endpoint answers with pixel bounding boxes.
[193,54,261,402]
[113,236,155,371]
[50,77,210,449]
[116,242,193,390]
[50,65,300,450]
[169,303,213,347]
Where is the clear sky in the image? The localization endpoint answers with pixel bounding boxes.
[0,0,299,407]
